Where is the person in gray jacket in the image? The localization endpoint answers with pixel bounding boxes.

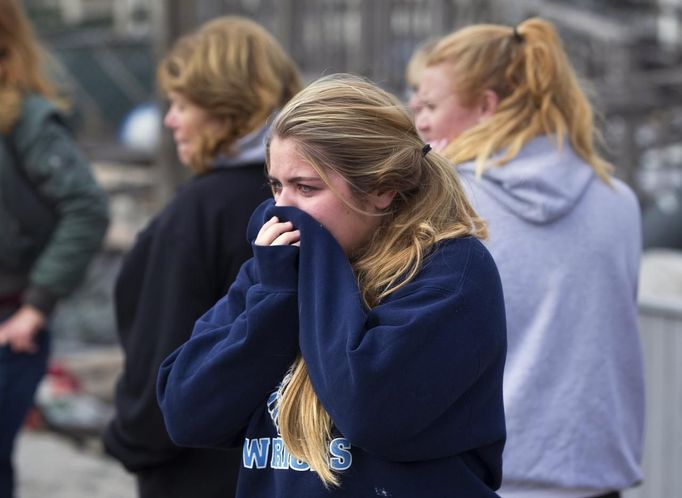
[0,1,109,496]
[412,17,644,498]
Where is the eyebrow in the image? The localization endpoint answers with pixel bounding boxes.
[267,175,323,183]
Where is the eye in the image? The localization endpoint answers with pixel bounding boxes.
[267,179,282,194]
[297,184,317,195]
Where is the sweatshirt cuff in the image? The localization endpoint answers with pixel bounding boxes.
[22,285,58,316]
[253,244,299,292]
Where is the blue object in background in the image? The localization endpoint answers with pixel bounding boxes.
[118,102,161,155]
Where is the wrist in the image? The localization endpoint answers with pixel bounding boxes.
[16,304,47,331]
[253,244,299,292]
[23,285,58,316]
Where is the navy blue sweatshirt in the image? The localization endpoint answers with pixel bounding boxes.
[158,199,507,497]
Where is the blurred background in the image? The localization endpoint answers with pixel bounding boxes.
[14,0,682,497]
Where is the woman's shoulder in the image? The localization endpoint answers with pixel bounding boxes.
[1,91,64,141]
[595,175,638,205]
[434,235,494,262]
[149,164,269,239]
[185,163,268,199]
[169,164,264,205]
[18,93,63,127]
[575,172,641,234]
[418,236,500,293]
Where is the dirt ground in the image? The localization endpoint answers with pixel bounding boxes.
[12,342,135,498]
[15,429,136,498]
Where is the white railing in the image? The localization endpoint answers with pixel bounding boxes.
[624,296,682,497]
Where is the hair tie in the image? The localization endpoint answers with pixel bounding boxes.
[512,25,524,42]
[422,144,432,157]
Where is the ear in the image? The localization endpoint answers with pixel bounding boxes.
[478,90,499,120]
[368,190,396,211]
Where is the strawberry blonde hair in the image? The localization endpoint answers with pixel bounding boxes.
[428,17,612,181]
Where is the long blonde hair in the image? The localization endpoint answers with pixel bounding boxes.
[157,16,302,173]
[428,17,612,181]
[0,0,65,130]
[266,74,486,486]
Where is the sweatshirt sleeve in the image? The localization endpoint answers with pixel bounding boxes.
[288,207,506,462]
[21,117,109,314]
[157,244,301,449]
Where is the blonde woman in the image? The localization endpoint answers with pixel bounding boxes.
[158,74,507,497]
[414,18,644,498]
[0,1,108,496]
[102,16,301,498]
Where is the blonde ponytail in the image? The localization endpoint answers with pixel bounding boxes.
[430,17,613,182]
[277,359,337,486]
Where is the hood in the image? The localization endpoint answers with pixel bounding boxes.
[458,136,596,224]
[213,112,275,168]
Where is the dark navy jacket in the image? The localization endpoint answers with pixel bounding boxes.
[158,199,507,497]
[104,163,270,497]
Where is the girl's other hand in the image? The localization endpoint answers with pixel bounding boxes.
[0,304,45,353]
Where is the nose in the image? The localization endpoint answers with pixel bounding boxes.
[408,94,420,115]
[415,112,428,133]
[163,107,177,129]
[274,187,296,208]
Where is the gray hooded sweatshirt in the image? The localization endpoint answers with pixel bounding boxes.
[459,136,644,497]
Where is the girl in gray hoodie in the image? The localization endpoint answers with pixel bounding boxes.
[412,17,644,498]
